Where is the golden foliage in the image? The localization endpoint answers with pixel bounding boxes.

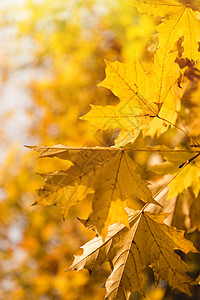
[69,210,197,297]
[131,0,200,60]
[29,145,157,237]
[82,51,180,146]
[1,0,200,299]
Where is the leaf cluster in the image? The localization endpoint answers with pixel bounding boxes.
[29,0,200,299]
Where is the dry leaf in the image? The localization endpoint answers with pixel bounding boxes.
[28,145,157,236]
[69,209,198,299]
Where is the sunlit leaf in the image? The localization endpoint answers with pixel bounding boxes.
[82,51,180,146]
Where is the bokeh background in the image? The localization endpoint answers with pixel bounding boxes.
[1,1,199,300]
[0,1,156,299]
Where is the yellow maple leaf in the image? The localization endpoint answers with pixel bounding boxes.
[81,51,180,146]
[131,0,200,61]
[168,162,200,199]
[150,149,200,199]
[29,145,157,236]
[69,209,198,298]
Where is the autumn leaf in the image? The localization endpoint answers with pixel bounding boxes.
[4,0,200,299]
[81,51,180,146]
[69,209,197,299]
[131,0,200,61]
[150,149,200,199]
[28,145,157,236]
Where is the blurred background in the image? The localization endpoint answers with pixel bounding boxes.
[0,1,156,299]
[1,1,199,300]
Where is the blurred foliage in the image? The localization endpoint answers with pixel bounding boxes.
[0,0,199,299]
[0,1,155,299]
[19,0,155,146]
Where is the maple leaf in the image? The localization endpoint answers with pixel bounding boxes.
[81,51,180,146]
[150,149,200,199]
[28,145,157,236]
[69,209,197,299]
[131,0,200,61]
